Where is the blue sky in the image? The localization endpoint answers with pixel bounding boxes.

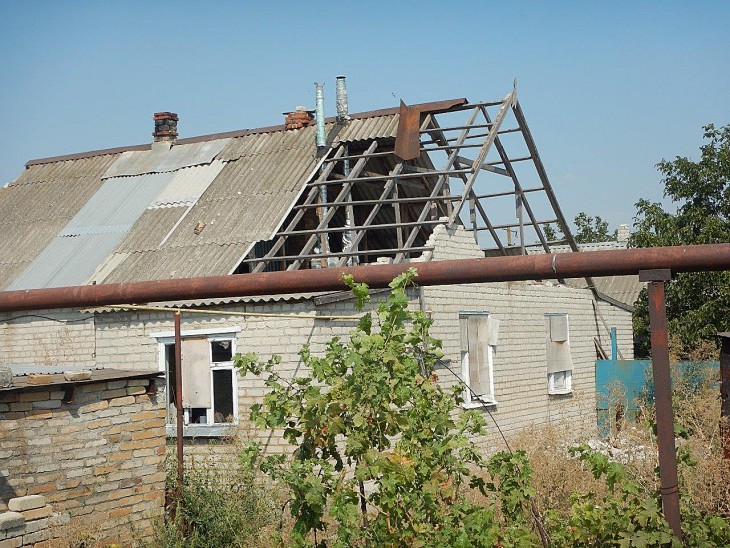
[1,1,728,231]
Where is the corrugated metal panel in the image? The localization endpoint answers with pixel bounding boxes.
[62,172,174,236]
[113,207,188,253]
[102,139,230,178]
[151,160,226,207]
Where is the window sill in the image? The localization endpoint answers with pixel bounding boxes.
[166,424,238,438]
[462,399,497,410]
[548,389,573,396]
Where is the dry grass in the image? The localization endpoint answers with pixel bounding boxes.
[507,424,609,518]
[508,360,729,522]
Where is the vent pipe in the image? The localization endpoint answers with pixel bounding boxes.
[314,82,328,267]
[315,83,326,153]
[336,75,356,264]
[336,75,349,121]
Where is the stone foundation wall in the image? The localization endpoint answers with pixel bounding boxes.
[0,494,69,547]
[0,378,166,545]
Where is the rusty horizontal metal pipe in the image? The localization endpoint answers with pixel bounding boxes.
[0,243,729,313]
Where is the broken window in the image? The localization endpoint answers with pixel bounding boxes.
[162,335,237,427]
[546,313,573,394]
[459,312,499,406]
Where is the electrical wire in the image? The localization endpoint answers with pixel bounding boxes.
[0,314,94,324]
[435,358,512,454]
[435,358,550,547]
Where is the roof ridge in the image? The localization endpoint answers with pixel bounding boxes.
[24,105,403,168]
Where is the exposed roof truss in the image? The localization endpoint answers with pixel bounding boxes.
[239,88,587,276]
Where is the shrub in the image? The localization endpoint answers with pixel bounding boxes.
[236,270,544,546]
[153,456,280,548]
[236,271,729,546]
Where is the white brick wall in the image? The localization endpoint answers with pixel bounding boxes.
[0,309,96,367]
[420,223,634,447]
[0,223,634,456]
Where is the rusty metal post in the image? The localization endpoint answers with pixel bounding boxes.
[719,332,730,460]
[174,312,184,517]
[640,269,682,541]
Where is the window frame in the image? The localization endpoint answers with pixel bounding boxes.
[154,328,240,437]
[547,369,572,395]
[459,311,497,408]
[545,313,574,396]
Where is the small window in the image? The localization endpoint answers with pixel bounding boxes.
[546,313,573,395]
[162,335,238,428]
[459,312,500,407]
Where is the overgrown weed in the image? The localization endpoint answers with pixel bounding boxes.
[151,449,284,548]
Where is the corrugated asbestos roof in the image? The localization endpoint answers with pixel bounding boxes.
[0,111,399,289]
[103,139,229,178]
[525,241,643,307]
[565,275,644,308]
[1,368,161,393]
[8,169,174,290]
[88,292,327,313]
[0,154,120,290]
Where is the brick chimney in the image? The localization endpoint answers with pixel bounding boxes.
[616,224,630,244]
[284,106,313,130]
[153,112,178,142]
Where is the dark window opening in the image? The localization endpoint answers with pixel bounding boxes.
[213,369,234,423]
[211,340,232,362]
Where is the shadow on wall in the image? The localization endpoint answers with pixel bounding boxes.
[0,473,18,509]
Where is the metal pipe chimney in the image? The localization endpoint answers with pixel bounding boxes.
[315,83,326,153]
[336,75,355,264]
[314,82,328,266]
[336,75,349,121]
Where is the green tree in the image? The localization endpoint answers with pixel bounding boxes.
[236,270,538,547]
[542,223,563,242]
[573,212,616,243]
[631,124,730,356]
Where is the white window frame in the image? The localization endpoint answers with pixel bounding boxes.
[546,313,573,395]
[459,311,497,408]
[547,369,572,394]
[154,329,240,435]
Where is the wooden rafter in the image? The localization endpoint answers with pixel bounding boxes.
[240,88,590,276]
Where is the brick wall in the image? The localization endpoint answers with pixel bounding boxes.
[420,224,635,446]
[93,297,380,455]
[0,494,69,547]
[0,224,634,462]
[0,378,166,545]
[0,309,95,368]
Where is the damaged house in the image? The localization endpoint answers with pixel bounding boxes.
[0,80,635,537]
